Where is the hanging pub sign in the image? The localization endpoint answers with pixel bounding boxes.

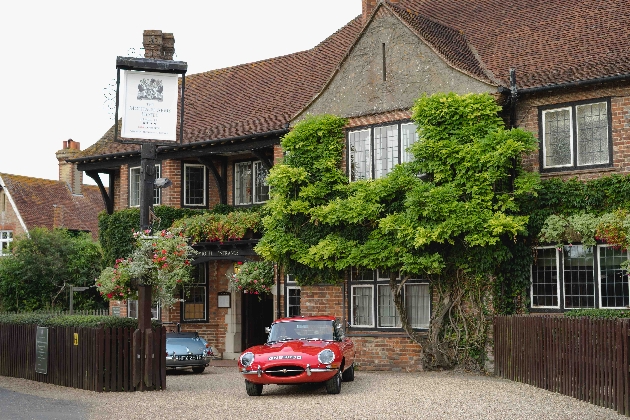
[121,71,179,141]
[114,57,188,144]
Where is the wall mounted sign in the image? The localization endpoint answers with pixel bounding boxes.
[121,70,179,141]
[218,291,231,308]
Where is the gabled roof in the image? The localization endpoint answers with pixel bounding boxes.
[397,0,630,89]
[76,0,630,164]
[0,173,105,240]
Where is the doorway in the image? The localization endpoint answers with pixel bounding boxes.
[241,291,274,349]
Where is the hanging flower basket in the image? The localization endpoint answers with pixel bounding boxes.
[96,229,198,307]
[228,260,274,299]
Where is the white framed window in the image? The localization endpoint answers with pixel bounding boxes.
[235,160,269,205]
[129,165,161,207]
[184,164,206,206]
[531,244,628,310]
[374,125,399,178]
[401,123,418,163]
[285,275,301,317]
[348,129,371,181]
[0,230,13,256]
[348,122,418,181]
[253,161,270,204]
[598,245,629,309]
[127,300,160,320]
[183,264,207,321]
[350,267,430,330]
[541,100,610,170]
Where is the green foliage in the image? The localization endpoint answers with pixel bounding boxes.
[538,213,600,246]
[172,209,262,243]
[0,228,103,312]
[0,313,160,328]
[564,309,630,319]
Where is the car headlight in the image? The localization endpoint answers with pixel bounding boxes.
[240,352,255,367]
[318,349,335,365]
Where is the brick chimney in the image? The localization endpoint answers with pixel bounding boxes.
[55,139,83,195]
[143,30,175,60]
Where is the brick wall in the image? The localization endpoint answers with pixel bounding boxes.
[0,188,24,239]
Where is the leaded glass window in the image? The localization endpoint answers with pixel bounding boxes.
[374,124,398,178]
[576,102,609,166]
[531,247,559,308]
[184,164,206,206]
[349,129,371,181]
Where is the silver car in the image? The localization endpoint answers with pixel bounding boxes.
[165,332,213,374]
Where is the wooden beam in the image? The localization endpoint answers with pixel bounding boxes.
[251,149,273,170]
[85,170,115,214]
[198,157,227,204]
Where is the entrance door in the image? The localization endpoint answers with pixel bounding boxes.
[242,292,274,349]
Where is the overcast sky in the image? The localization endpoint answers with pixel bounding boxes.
[2,1,360,184]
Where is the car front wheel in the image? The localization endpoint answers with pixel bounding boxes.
[325,370,342,394]
[341,363,354,382]
[245,380,263,396]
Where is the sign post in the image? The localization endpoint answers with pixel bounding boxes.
[114,54,187,390]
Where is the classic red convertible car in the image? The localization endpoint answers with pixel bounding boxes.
[238,315,355,396]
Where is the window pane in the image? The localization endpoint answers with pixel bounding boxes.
[183,286,206,320]
[0,230,12,256]
[349,130,371,181]
[406,284,430,329]
[543,108,572,168]
[599,246,629,308]
[253,161,269,203]
[129,167,141,207]
[185,165,205,206]
[577,102,609,166]
[378,284,401,328]
[235,162,252,205]
[287,287,301,317]
[531,248,559,307]
[374,125,398,178]
[153,165,161,205]
[563,245,595,308]
[352,286,373,326]
[401,123,418,163]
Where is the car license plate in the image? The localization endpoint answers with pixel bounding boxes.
[177,355,202,361]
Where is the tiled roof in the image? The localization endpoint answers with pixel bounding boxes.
[396,0,630,89]
[0,173,105,240]
[77,16,364,161]
[77,0,630,162]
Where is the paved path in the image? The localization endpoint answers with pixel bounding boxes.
[0,365,625,420]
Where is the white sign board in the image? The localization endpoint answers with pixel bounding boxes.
[121,70,179,141]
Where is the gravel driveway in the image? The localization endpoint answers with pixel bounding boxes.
[0,364,625,420]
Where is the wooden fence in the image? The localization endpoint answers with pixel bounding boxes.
[494,316,629,416]
[0,309,109,316]
[0,324,165,392]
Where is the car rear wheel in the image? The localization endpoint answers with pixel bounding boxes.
[325,370,342,394]
[192,366,205,374]
[341,363,354,382]
[245,380,263,396]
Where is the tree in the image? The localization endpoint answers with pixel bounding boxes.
[0,228,103,312]
[257,93,540,370]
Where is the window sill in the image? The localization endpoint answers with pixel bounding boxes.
[346,329,428,338]
[540,166,617,179]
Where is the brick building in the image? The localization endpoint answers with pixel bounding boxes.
[0,139,105,256]
[71,0,630,370]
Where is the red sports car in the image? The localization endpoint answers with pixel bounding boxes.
[238,315,355,396]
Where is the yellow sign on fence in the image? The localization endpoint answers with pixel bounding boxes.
[73,333,78,346]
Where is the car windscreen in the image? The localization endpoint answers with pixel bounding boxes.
[268,320,334,342]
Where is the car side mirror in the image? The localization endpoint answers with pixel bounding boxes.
[265,327,271,334]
